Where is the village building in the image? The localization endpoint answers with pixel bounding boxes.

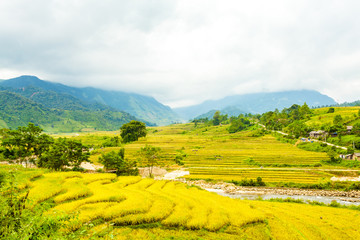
[340,153,360,160]
[347,126,353,134]
[309,130,327,138]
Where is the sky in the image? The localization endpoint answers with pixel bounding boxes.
[0,0,360,108]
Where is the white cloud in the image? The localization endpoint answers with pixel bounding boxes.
[0,0,360,107]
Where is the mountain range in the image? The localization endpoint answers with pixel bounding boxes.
[0,75,342,131]
[0,76,181,126]
[174,90,337,120]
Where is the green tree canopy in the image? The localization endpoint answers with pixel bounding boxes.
[38,138,89,170]
[212,111,221,126]
[327,107,335,113]
[0,123,53,165]
[99,148,138,176]
[228,116,251,133]
[120,120,147,143]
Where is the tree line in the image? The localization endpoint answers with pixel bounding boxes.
[192,110,254,133]
[0,120,167,177]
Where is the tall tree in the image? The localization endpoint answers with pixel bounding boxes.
[120,121,147,143]
[212,111,221,126]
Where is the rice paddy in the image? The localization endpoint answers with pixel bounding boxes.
[3,167,360,239]
[69,123,338,184]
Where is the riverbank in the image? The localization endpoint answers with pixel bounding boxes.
[183,179,360,200]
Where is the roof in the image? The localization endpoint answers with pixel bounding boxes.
[310,130,326,134]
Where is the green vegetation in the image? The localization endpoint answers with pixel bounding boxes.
[120,120,147,143]
[137,145,163,177]
[0,75,181,125]
[0,123,89,170]
[99,148,138,176]
[0,91,138,133]
[38,137,90,170]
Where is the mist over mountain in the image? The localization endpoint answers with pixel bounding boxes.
[175,90,337,120]
[0,76,182,125]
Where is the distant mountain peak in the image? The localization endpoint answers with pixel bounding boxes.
[18,75,40,79]
[174,90,337,120]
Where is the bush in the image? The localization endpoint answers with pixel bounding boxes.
[231,177,266,187]
[348,182,360,190]
[101,136,121,147]
[99,148,138,176]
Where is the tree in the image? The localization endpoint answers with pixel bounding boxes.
[326,149,341,164]
[228,117,251,133]
[0,123,53,166]
[101,136,121,147]
[327,107,335,113]
[137,145,162,177]
[99,148,138,176]
[120,121,147,143]
[286,121,309,138]
[38,138,89,170]
[212,111,221,126]
[351,123,360,136]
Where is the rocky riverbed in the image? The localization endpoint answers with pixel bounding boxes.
[182,179,360,201]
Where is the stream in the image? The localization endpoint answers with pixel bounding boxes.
[206,188,360,206]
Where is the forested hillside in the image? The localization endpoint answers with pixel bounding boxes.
[0,91,138,132]
[0,76,181,125]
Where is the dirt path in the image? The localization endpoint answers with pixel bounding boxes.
[80,162,103,171]
[161,170,190,180]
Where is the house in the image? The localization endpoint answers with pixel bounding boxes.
[347,126,353,134]
[340,153,360,160]
[309,130,327,138]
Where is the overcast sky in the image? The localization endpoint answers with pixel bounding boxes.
[1,0,360,108]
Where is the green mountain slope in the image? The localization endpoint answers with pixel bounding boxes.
[0,76,182,125]
[0,91,137,133]
[10,86,112,111]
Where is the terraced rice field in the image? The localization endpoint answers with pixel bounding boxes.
[76,123,331,184]
[8,168,360,239]
[183,135,327,167]
[307,107,360,127]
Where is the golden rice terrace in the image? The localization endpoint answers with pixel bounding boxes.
[12,168,360,239]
